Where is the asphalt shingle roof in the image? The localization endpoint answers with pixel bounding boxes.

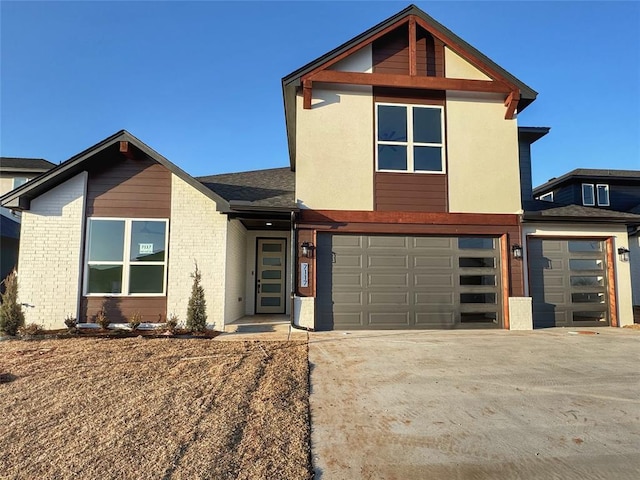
[0,157,55,170]
[197,167,295,209]
[533,168,640,195]
[523,200,640,223]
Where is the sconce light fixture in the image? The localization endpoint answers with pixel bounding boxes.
[618,247,630,262]
[511,244,523,259]
[301,241,315,258]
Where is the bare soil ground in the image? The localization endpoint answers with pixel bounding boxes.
[0,338,311,480]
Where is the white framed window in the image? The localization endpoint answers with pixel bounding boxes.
[84,218,169,296]
[13,177,28,188]
[596,184,609,206]
[538,192,554,202]
[376,103,445,173]
[582,184,595,206]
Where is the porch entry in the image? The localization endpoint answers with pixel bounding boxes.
[256,238,287,314]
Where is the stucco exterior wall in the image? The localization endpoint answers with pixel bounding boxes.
[244,231,292,316]
[224,218,247,323]
[296,44,374,211]
[167,174,227,330]
[17,172,87,329]
[444,47,492,80]
[522,224,635,327]
[446,92,521,213]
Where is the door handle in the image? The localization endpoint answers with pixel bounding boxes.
[257,279,261,294]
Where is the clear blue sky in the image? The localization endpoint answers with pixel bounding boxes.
[1,1,639,187]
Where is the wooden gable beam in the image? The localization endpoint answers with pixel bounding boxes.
[413,16,515,90]
[307,70,512,94]
[408,16,417,76]
[119,141,137,160]
[504,90,520,119]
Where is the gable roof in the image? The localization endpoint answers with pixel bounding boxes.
[0,130,230,212]
[198,167,295,210]
[282,4,538,168]
[533,168,640,195]
[522,200,640,225]
[0,157,56,172]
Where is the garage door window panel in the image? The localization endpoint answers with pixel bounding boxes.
[569,259,603,271]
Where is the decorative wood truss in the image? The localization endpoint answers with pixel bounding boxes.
[301,15,521,119]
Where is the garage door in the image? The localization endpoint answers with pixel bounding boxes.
[316,234,502,330]
[529,238,609,328]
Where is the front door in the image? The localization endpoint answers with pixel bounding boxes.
[256,238,286,314]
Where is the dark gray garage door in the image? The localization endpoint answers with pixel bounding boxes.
[316,234,502,330]
[529,238,609,328]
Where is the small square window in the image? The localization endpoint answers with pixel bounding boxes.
[13,177,28,189]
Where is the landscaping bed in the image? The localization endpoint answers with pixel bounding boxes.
[0,337,312,479]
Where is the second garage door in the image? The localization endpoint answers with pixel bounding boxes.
[316,233,503,330]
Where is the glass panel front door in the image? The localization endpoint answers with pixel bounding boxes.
[256,239,286,314]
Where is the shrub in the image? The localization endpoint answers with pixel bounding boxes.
[0,270,25,336]
[95,305,110,330]
[128,312,142,331]
[18,323,43,336]
[64,315,77,332]
[166,313,179,334]
[186,262,207,333]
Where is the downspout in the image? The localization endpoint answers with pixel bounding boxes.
[290,210,313,332]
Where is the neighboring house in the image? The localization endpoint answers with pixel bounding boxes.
[0,157,55,286]
[532,169,640,314]
[1,5,638,330]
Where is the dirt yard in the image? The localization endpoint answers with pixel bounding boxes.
[0,337,312,480]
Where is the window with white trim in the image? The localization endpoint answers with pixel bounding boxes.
[376,103,445,173]
[538,191,553,202]
[582,184,595,206]
[596,184,609,206]
[85,218,168,295]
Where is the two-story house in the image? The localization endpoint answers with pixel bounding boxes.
[0,157,55,287]
[1,5,638,330]
[532,169,640,314]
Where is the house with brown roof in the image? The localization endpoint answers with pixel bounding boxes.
[1,5,638,330]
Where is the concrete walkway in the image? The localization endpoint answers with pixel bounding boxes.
[308,328,640,479]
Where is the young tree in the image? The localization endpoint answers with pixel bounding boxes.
[0,270,25,336]
[186,262,207,332]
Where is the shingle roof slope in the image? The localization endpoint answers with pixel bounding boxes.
[0,157,55,170]
[533,168,640,195]
[523,200,640,223]
[197,167,295,209]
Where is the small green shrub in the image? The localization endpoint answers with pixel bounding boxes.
[0,270,25,336]
[186,262,207,333]
[18,323,43,336]
[128,312,142,331]
[95,306,110,330]
[166,313,179,334]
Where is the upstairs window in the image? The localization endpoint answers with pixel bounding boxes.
[13,177,28,188]
[85,218,168,295]
[376,103,445,173]
[582,183,610,206]
[538,192,554,202]
[582,184,595,206]
[596,184,609,206]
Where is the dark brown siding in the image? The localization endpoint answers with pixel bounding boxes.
[372,25,444,77]
[81,297,167,324]
[373,87,445,105]
[375,172,447,212]
[86,156,171,218]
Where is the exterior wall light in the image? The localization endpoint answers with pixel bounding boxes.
[301,241,315,258]
[511,244,523,259]
[618,247,630,262]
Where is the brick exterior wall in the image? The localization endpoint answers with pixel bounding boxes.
[224,219,247,323]
[166,174,227,330]
[17,172,87,329]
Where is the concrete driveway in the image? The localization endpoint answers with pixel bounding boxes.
[308,328,640,479]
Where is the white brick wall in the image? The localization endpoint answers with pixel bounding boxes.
[17,172,87,329]
[167,175,227,330]
[224,219,247,323]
